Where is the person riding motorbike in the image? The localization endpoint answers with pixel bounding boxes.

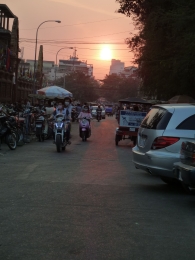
[78,105,93,122]
[64,97,72,134]
[78,105,93,136]
[37,99,45,113]
[49,101,71,144]
[96,104,102,120]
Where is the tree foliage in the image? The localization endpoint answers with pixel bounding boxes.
[56,71,99,102]
[116,0,195,99]
[100,74,140,102]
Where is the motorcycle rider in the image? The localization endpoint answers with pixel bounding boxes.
[96,104,102,120]
[64,97,72,135]
[49,101,71,144]
[78,105,93,136]
[78,105,93,121]
[37,99,45,113]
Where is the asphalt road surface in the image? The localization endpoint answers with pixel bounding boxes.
[0,117,195,260]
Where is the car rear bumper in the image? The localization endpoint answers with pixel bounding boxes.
[173,162,195,187]
[132,145,180,178]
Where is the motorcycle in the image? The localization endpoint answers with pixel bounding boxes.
[71,108,77,122]
[97,110,102,122]
[0,108,17,150]
[44,117,53,140]
[54,114,70,152]
[35,110,45,142]
[79,117,91,141]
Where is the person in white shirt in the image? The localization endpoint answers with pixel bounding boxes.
[64,97,72,117]
[49,101,71,144]
[78,105,93,121]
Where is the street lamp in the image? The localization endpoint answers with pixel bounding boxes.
[55,47,73,83]
[33,20,61,98]
[63,73,67,89]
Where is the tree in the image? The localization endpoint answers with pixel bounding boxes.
[100,73,140,102]
[116,0,195,99]
[56,71,99,102]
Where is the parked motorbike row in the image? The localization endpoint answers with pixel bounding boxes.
[0,104,103,152]
[0,104,53,150]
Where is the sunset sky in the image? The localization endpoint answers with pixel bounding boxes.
[6,0,136,79]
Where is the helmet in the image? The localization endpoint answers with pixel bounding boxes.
[64,97,71,102]
[83,105,88,112]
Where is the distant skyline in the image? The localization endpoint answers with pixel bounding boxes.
[6,0,136,79]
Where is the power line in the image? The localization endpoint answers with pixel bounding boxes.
[20,17,128,30]
[19,30,131,42]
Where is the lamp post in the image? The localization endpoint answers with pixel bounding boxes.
[63,73,66,89]
[55,47,73,83]
[33,20,61,98]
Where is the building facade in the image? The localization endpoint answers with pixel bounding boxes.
[0,5,43,104]
[0,4,17,103]
[109,59,125,75]
[47,51,93,82]
[121,66,138,78]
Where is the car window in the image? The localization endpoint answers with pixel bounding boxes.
[176,114,195,130]
[140,107,172,130]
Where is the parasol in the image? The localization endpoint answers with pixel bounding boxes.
[36,86,73,99]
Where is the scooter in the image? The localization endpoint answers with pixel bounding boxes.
[71,108,77,122]
[54,114,70,152]
[0,107,17,150]
[97,111,102,122]
[35,110,45,142]
[79,117,91,141]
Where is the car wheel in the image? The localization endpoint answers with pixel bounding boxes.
[181,183,195,195]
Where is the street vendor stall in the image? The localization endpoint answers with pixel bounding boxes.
[115,97,151,146]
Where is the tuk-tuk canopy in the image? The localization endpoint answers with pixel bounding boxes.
[118,97,152,105]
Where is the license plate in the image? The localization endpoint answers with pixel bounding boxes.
[129,127,135,131]
[82,128,86,131]
[36,124,42,127]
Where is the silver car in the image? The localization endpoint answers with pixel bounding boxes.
[132,104,195,184]
[174,141,195,193]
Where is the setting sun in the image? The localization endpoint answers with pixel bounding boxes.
[100,46,112,60]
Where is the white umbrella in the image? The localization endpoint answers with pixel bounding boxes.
[37,86,73,99]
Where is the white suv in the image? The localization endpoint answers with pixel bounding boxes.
[132,104,195,184]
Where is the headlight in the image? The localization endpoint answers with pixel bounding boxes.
[55,122,63,128]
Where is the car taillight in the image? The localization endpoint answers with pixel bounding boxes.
[151,137,180,150]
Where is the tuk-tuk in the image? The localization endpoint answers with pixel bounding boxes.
[115,97,151,146]
[105,104,114,116]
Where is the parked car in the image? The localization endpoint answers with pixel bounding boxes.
[174,141,195,193]
[132,104,195,184]
[91,106,106,119]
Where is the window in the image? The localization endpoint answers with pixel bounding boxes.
[176,115,195,130]
[141,108,172,130]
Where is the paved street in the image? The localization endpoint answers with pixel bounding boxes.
[0,117,195,260]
